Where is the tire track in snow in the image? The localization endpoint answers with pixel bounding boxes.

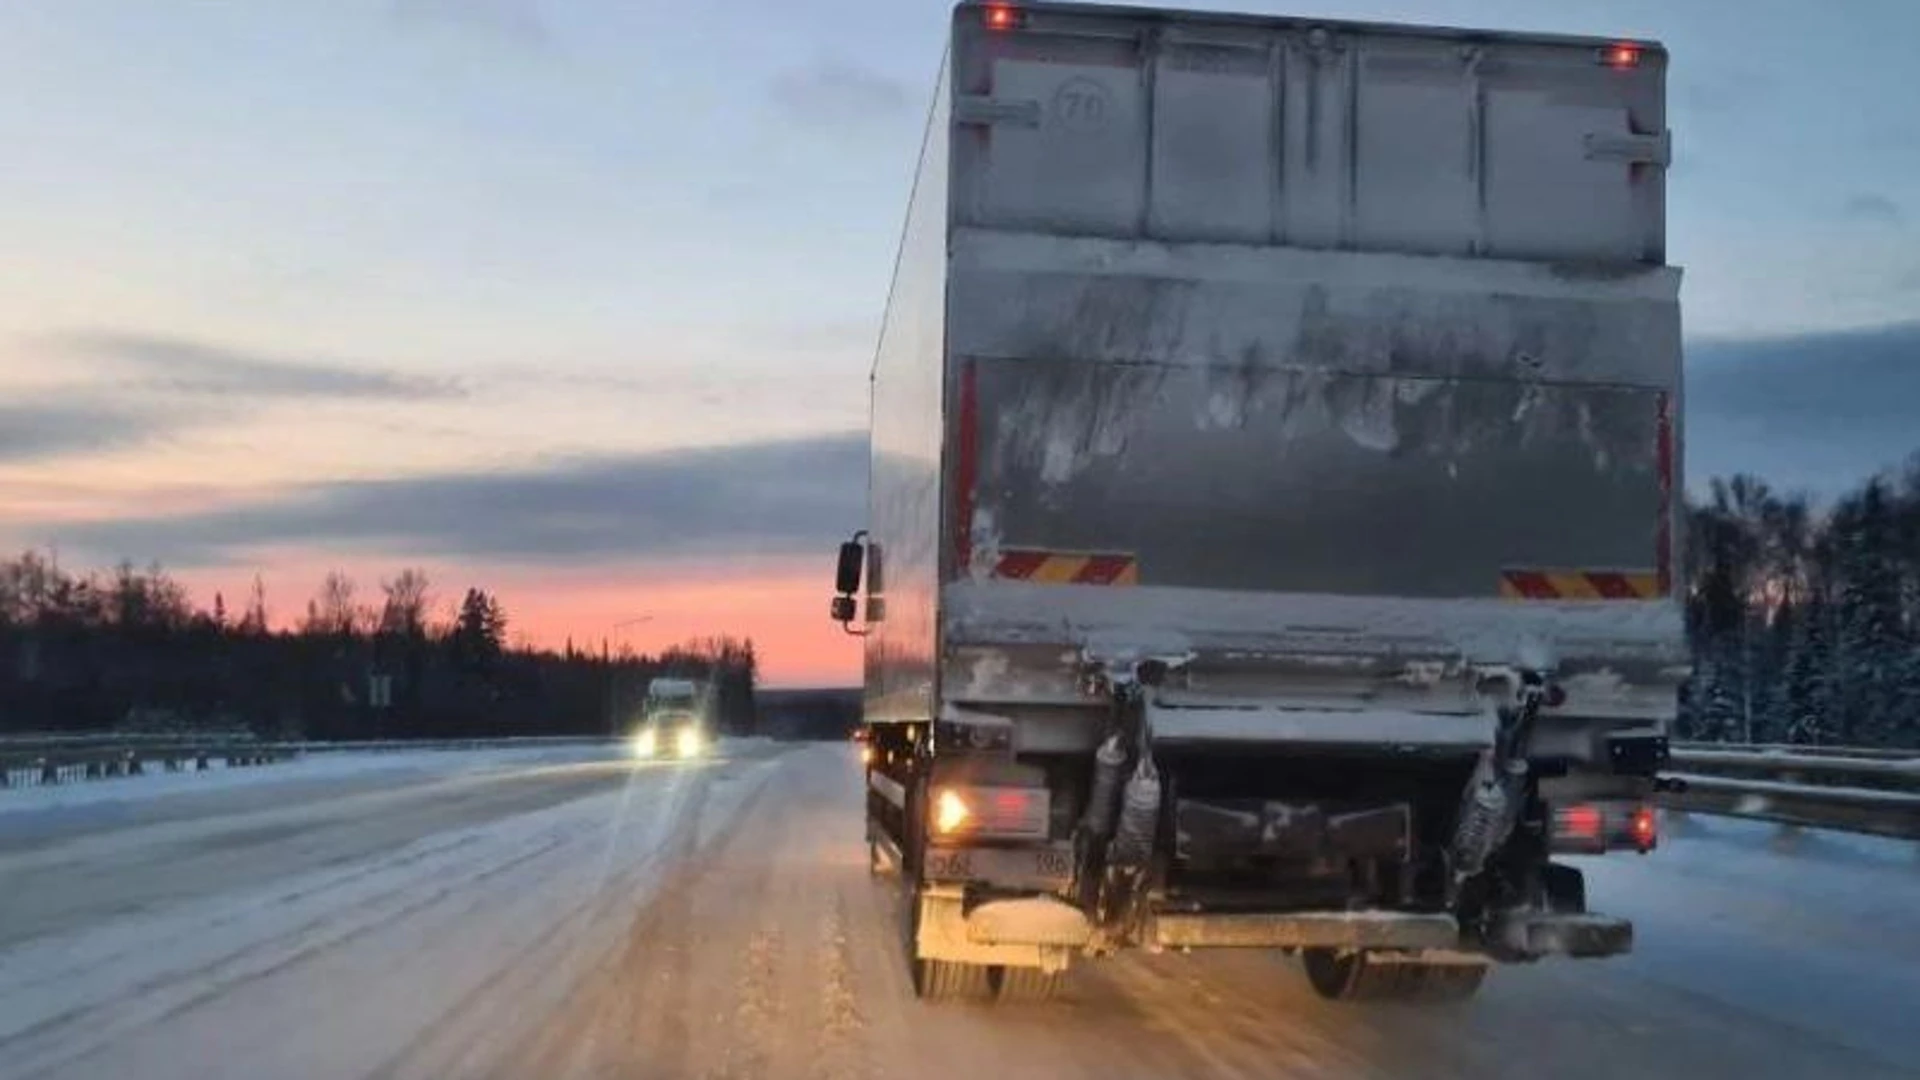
[368,766,715,1080]
[808,895,869,1080]
[0,829,573,1079]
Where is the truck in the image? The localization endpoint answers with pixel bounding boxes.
[629,677,710,760]
[830,0,1683,1003]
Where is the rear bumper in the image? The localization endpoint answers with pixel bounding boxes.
[1148,909,1631,959]
[1151,911,1459,950]
[922,896,1633,961]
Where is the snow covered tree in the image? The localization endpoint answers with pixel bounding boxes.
[1781,592,1836,744]
[1831,481,1909,746]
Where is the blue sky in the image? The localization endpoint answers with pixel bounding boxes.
[1,0,1916,677]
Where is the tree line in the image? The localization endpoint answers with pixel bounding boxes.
[0,558,759,740]
[4,450,1917,746]
[1680,459,1920,748]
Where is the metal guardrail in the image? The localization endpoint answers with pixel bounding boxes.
[0,735,621,791]
[1671,740,1918,761]
[1662,745,1920,841]
[7,730,1918,843]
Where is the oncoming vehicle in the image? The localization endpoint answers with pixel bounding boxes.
[630,677,711,760]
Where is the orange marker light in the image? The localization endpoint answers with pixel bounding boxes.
[935,789,971,833]
[1604,42,1642,69]
[1630,806,1658,851]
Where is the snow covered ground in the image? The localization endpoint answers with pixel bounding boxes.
[0,743,1914,1079]
[0,741,787,1079]
[1577,813,1920,1068]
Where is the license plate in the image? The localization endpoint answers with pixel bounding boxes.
[925,844,1074,889]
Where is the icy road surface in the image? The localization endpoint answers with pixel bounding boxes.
[1,743,1916,1079]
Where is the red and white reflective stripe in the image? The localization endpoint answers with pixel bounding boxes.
[1500,569,1661,601]
[992,550,1139,585]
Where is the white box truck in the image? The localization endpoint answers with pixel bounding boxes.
[831,0,1684,1003]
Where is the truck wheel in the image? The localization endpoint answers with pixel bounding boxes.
[1301,949,1487,1003]
[992,965,1066,1003]
[904,879,990,1001]
[914,958,992,1000]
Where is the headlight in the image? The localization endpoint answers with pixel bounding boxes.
[675,728,702,758]
[631,729,657,759]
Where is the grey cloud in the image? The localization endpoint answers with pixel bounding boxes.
[1677,70,1776,116]
[0,402,176,464]
[770,59,912,127]
[1842,193,1904,226]
[1686,322,1920,496]
[52,331,465,402]
[45,433,868,568]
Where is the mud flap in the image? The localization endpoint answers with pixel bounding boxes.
[915,886,1081,973]
[1488,911,1632,959]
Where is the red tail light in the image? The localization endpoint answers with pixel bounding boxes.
[1551,803,1605,854]
[1562,804,1602,840]
[1552,801,1656,855]
[1601,42,1642,69]
[929,784,1049,839]
[983,4,1025,31]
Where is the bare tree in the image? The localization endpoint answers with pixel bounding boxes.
[379,569,432,637]
[240,574,270,635]
[305,571,359,637]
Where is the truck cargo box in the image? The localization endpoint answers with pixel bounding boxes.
[840,0,1684,1004]
[864,2,1684,729]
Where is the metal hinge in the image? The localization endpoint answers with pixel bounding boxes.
[956,94,1041,128]
[1584,129,1671,167]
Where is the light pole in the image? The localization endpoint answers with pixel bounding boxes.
[603,614,653,732]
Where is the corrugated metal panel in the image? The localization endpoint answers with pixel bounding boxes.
[951,2,1667,264]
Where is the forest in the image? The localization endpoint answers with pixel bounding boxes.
[0,559,760,739]
[2,454,1916,746]
[1680,458,1920,747]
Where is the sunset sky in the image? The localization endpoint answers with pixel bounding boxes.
[3,0,1917,685]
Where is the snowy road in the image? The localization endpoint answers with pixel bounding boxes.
[2,743,1916,1079]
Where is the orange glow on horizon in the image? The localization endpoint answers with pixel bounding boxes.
[171,556,861,687]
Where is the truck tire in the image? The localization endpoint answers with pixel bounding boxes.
[914,958,992,1000]
[992,965,1066,1003]
[903,873,991,1001]
[1301,949,1487,1003]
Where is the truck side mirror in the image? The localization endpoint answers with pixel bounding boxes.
[830,595,858,623]
[835,536,866,596]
